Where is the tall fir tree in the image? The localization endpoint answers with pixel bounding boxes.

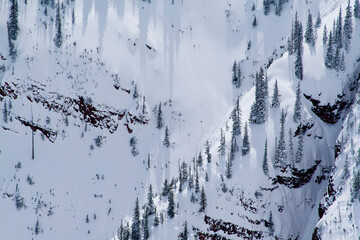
[315,11,322,28]
[295,132,304,163]
[195,167,200,193]
[156,102,164,129]
[117,220,124,240]
[275,0,284,16]
[163,126,170,148]
[275,109,287,167]
[153,210,160,226]
[147,185,155,215]
[271,80,280,108]
[335,7,343,49]
[351,170,360,201]
[182,221,188,240]
[325,31,334,68]
[288,129,294,166]
[323,25,328,45]
[54,1,63,48]
[8,0,19,41]
[199,186,207,212]
[268,211,274,236]
[263,0,270,15]
[232,99,242,136]
[242,122,250,156]
[249,68,267,124]
[295,46,303,80]
[226,153,232,179]
[167,188,175,218]
[3,101,8,123]
[131,198,141,240]
[263,139,269,176]
[305,10,315,46]
[293,83,302,123]
[344,0,353,52]
[218,128,226,156]
[205,140,211,163]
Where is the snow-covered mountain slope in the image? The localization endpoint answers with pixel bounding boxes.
[0,0,360,239]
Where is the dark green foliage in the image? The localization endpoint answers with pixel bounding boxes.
[275,109,287,167]
[156,102,163,129]
[315,11,321,28]
[275,0,284,16]
[143,214,150,239]
[288,129,294,166]
[226,153,232,179]
[167,189,175,218]
[8,0,19,41]
[147,185,155,215]
[131,198,141,240]
[242,122,250,156]
[263,0,270,15]
[163,126,170,148]
[252,16,257,27]
[249,68,267,124]
[295,45,303,80]
[195,167,200,193]
[305,10,315,46]
[295,132,304,163]
[197,152,203,167]
[323,25,328,44]
[117,221,124,240]
[271,80,280,108]
[162,179,169,197]
[205,140,211,163]
[153,210,160,226]
[54,1,63,48]
[181,221,188,240]
[293,83,301,123]
[325,31,334,68]
[263,139,269,176]
[232,99,241,136]
[344,0,353,52]
[218,128,226,156]
[199,186,207,212]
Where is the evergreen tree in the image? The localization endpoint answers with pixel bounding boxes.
[295,133,304,163]
[340,53,345,71]
[322,25,328,45]
[205,140,211,163]
[293,83,302,123]
[263,0,270,15]
[54,1,63,48]
[188,166,193,189]
[288,22,295,55]
[196,152,203,167]
[3,101,8,123]
[195,167,200,193]
[268,211,274,236]
[130,137,139,156]
[117,220,124,240]
[271,80,280,108]
[263,139,269,176]
[218,128,226,156]
[343,159,350,180]
[305,10,315,46]
[275,109,287,167]
[325,31,334,69]
[147,185,155,215]
[156,102,164,129]
[232,99,242,136]
[295,46,303,80]
[124,223,131,240]
[344,0,353,52]
[162,179,169,197]
[275,0,284,16]
[199,186,207,212]
[242,122,250,156]
[288,129,294,166]
[153,210,160,226]
[182,221,188,240]
[334,8,343,49]
[131,198,141,240]
[252,16,258,28]
[167,188,175,218]
[334,45,341,71]
[35,219,40,235]
[315,11,322,28]
[351,170,360,202]
[249,68,267,124]
[355,0,360,19]
[143,214,150,239]
[232,61,239,86]
[8,0,19,41]
[163,126,170,148]
[226,153,232,179]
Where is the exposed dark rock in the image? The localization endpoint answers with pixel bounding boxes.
[294,121,314,137]
[16,116,57,143]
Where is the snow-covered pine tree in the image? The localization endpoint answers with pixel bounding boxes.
[153,210,160,226]
[344,0,353,52]
[355,0,360,19]
[232,61,238,86]
[162,179,169,196]
[288,129,294,166]
[323,25,328,45]
[295,45,303,80]
[268,211,274,236]
[188,166,193,189]
[293,82,302,123]
[275,109,287,167]
[263,0,270,15]
[130,137,139,156]
[163,126,170,148]
[232,99,242,136]
[182,221,188,240]
[351,170,360,202]
[315,11,322,28]
[295,132,304,163]
[252,16,258,27]
[249,68,266,124]
[3,101,8,123]
[147,185,155,215]
[335,7,343,49]
[271,80,280,108]
[305,10,315,46]
[167,188,175,218]
[117,220,124,240]
[226,153,232,179]
[205,140,211,163]
[340,53,345,71]
[197,152,203,167]
[54,1,63,48]
[195,167,200,193]
[242,122,250,156]
[131,198,141,240]
[334,45,341,71]
[35,219,40,235]
[8,0,19,41]
[143,214,150,239]
[218,128,226,156]
[263,139,269,176]
[275,0,284,16]
[156,102,164,129]
[199,186,207,212]
[325,31,334,69]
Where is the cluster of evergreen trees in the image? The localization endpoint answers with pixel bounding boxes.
[7,0,19,61]
[324,1,357,71]
[263,0,288,16]
[249,67,268,124]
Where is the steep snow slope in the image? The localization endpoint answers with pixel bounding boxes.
[0,0,359,239]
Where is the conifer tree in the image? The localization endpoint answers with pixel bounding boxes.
[3,101,8,123]
[315,11,322,28]
[340,53,345,71]
[295,133,304,163]
[163,126,170,148]
[288,129,294,166]
[305,10,315,46]
[325,31,334,69]
[323,25,328,44]
[197,152,203,167]
[252,16,258,27]
[355,0,360,19]
[263,0,270,15]
[242,122,250,156]
[268,211,274,236]
[188,166,194,189]
[124,223,131,240]
[351,170,360,201]
[117,220,124,240]
[54,1,63,48]
[147,185,155,215]
[167,189,175,218]
[182,221,188,240]
[218,128,226,156]
[131,198,141,240]
[143,214,150,240]
[263,139,269,176]
[334,45,341,71]
[156,102,164,129]
[195,167,200,193]
[153,210,160,226]
[199,186,207,212]
[130,137,139,156]
[162,179,169,197]
[275,0,284,16]
[249,68,267,124]
[35,219,40,235]
[295,46,303,80]
[226,153,232,179]
[205,140,211,163]
[344,0,353,52]
[8,0,19,41]
[232,99,242,136]
[275,109,287,167]
[232,61,239,87]
[293,83,302,123]
[271,80,280,108]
